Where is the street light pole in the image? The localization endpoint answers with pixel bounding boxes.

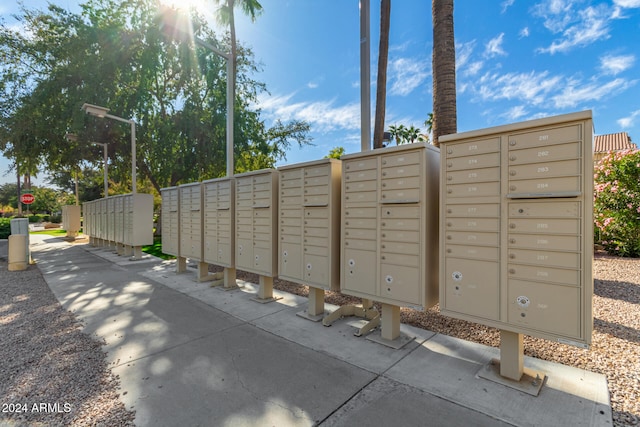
[81,103,137,193]
[159,7,234,177]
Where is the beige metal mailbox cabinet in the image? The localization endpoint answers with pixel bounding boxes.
[278,159,342,290]
[161,186,180,258]
[62,205,81,238]
[179,182,203,262]
[340,143,440,309]
[122,193,154,258]
[202,177,235,268]
[439,111,593,347]
[234,169,279,277]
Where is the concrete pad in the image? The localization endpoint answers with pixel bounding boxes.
[113,323,376,427]
[251,303,435,374]
[320,376,512,427]
[386,333,612,427]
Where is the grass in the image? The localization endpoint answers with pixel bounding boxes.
[142,237,175,260]
[30,229,73,237]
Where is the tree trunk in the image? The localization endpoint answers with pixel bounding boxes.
[373,0,391,149]
[432,0,457,147]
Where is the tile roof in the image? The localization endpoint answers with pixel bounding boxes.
[594,132,636,153]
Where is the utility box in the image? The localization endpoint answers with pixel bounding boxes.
[340,143,440,309]
[179,182,203,261]
[202,178,235,267]
[439,110,593,347]
[234,169,279,276]
[122,193,154,247]
[278,159,342,290]
[161,186,180,257]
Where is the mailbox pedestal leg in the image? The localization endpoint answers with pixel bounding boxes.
[322,297,380,336]
[477,329,546,396]
[130,246,144,261]
[176,256,187,273]
[500,330,523,381]
[380,303,400,341]
[252,276,281,303]
[296,287,326,322]
[223,267,238,290]
[196,262,220,282]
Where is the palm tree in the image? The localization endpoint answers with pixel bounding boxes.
[431,0,457,147]
[373,0,391,149]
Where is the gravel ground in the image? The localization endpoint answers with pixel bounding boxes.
[1,240,638,426]
[0,246,135,426]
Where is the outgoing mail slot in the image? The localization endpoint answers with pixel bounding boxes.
[508,159,580,180]
[380,252,419,268]
[446,182,500,198]
[508,233,580,251]
[508,264,580,286]
[446,167,499,184]
[445,244,499,261]
[508,142,580,165]
[508,176,580,195]
[508,249,580,269]
[381,206,420,219]
[380,264,421,306]
[446,203,500,217]
[381,152,421,167]
[446,152,500,171]
[446,217,499,232]
[445,138,500,158]
[508,124,581,150]
[509,201,579,217]
[507,279,580,338]
[508,218,580,234]
[445,231,499,246]
[444,258,499,321]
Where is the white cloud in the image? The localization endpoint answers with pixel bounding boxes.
[257,93,361,133]
[388,57,430,96]
[617,109,640,128]
[475,70,563,105]
[307,82,319,89]
[456,40,479,75]
[551,77,636,108]
[519,27,530,38]
[599,54,635,75]
[614,0,640,7]
[484,33,507,58]
[537,4,613,54]
[501,0,515,13]
[501,105,529,121]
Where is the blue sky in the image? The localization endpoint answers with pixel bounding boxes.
[1,0,640,186]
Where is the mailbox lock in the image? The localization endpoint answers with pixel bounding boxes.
[509,223,516,229]
[447,222,452,227]
[381,256,386,260]
[510,185,517,191]
[509,140,516,146]
[447,149,453,154]
[510,238,516,244]
[509,268,516,274]
[446,235,452,240]
[510,155,517,161]
[518,208,524,213]
[447,189,453,194]
[447,162,453,168]
[509,253,516,259]
[447,209,452,214]
[447,176,452,181]
[382,160,387,165]
[510,170,516,176]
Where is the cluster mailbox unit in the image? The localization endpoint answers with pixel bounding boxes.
[234,169,279,301]
[160,187,180,263]
[83,193,154,259]
[277,158,342,320]
[61,205,81,239]
[202,177,236,287]
[336,143,440,341]
[439,111,593,382]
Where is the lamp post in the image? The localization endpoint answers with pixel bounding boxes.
[159,7,234,177]
[81,103,137,193]
[66,133,110,199]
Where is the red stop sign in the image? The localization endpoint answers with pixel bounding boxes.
[20,193,35,204]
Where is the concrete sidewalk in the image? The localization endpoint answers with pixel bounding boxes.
[28,234,612,427]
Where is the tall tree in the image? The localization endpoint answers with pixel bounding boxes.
[431,0,457,147]
[373,0,391,149]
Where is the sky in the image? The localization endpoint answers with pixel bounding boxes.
[1,0,640,186]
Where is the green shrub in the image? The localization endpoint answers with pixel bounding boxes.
[594,149,640,257]
[0,218,10,239]
[50,214,62,224]
[28,215,40,223]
